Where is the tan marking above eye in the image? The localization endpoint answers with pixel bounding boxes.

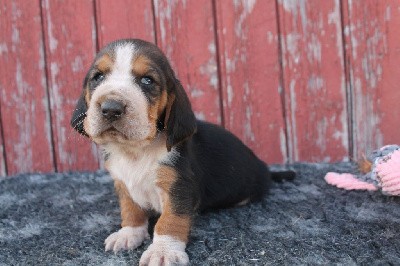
[96,54,113,74]
[132,55,161,85]
[132,55,151,77]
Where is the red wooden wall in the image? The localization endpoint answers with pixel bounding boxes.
[0,0,399,177]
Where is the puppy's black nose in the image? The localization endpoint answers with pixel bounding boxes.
[101,99,125,121]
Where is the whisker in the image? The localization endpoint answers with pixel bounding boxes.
[73,120,84,129]
[71,112,87,124]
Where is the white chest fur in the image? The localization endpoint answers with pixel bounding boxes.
[104,142,178,213]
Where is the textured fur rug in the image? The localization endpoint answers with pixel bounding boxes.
[1,163,399,265]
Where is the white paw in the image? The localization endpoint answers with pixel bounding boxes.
[139,235,189,266]
[105,225,149,253]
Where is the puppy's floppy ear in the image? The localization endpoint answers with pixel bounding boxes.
[164,79,197,151]
[70,90,89,137]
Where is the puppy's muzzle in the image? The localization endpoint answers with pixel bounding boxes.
[101,99,126,122]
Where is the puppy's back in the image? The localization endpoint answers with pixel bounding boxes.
[187,121,271,211]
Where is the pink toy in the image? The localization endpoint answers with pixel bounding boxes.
[325,145,400,196]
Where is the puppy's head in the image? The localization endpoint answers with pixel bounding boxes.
[71,39,196,150]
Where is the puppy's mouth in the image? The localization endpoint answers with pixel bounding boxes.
[100,126,128,139]
[84,108,154,143]
[91,120,154,143]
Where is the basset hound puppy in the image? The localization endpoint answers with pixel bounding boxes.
[71,39,295,266]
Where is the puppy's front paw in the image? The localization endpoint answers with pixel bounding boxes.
[105,225,149,253]
[139,235,188,266]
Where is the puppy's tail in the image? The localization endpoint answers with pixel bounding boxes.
[271,170,296,182]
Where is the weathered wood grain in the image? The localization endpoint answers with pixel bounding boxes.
[342,0,400,159]
[95,0,155,47]
[277,0,349,162]
[153,0,221,124]
[1,0,399,176]
[215,0,286,163]
[0,0,55,175]
[41,0,99,172]
[0,121,5,177]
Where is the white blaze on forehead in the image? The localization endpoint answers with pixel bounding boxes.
[106,43,136,87]
[112,44,135,75]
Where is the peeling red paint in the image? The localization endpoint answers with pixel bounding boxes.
[0,0,54,175]
[215,0,286,163]
[41,0,99,172]
[95,0,155,47]
[153,0,221,125]
[278,0,349,162]
[0,122,5,177]
[1,0,400,176]
[343,0,400,159]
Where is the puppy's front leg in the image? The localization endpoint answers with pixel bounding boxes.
[105,180,149,253]
[140,191,191,266]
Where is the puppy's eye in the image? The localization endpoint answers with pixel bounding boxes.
[92,72,105,83]
[140,76,153,85]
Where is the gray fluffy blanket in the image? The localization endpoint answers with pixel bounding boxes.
[1,163,399,265]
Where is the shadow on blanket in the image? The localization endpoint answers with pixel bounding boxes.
[1,163,399,265]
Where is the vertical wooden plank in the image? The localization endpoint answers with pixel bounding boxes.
[153,0,221,124]
[0,119,5,177]
[215,0,286,163]
[95,0,155,47]
[277,0,349,162]
[0,1,55,175]
[41,0,99,172]
[343,0,400,159]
